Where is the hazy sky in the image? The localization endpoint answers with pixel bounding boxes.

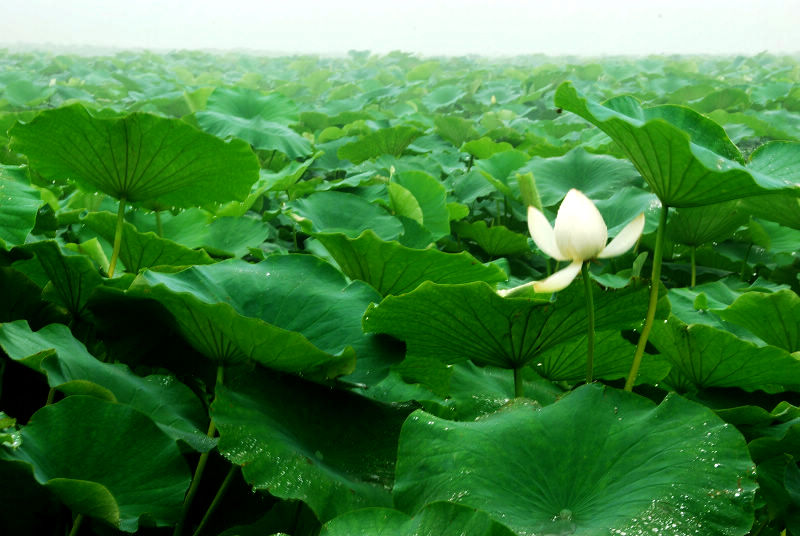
[2,0,798,56]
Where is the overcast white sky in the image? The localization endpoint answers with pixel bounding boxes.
[2,0,798,56]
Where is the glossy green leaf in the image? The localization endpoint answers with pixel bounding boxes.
[10,104,260,207]
[422,85,466,110]
[289,191,404,240]
[1,396,190,531]
[650,316,800,393]
[526,147,643,207]
[316,230,506,296]
[394,170,450,240]
[716,290,800,352]
[555,82,799,207]
[18,240,103,317]
[534,329,670,385]
[434,115,478,147]
[201,87,299,124]
[0,320,214,451]
[320,502,516,536]
[474,149,529,197]
[363,279,664,369]
[213,367,409,522]
[741,141,800,229]
[453,220,531,256]
[461,137,514,159]
[667,200,748,246]
[0,165,43,249]
[394,385,756,535]
[82,211,215,272]
[197,113,313,158]
[127,256,387,380]
[337,126,422,164]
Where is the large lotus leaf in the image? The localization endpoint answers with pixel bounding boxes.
[533,329,670,385]
[462,137,514,159]
[0,267,64,325]
[667,200,749,246]
[740,142,800,229]
[474,149,529,197]
[554,82,799,207]
[337,126,422,164]
[202,87,299,124]
[394,384,757,535]
[196,113,312,158]
[453,220,531,256]
[127,256,387,380]
[434,115,479,147]
[18,240,103,317]
[10,104,260,207]
[289,190,404,241]
[394,170,450,240]
[525,147,645,207]
[716,290,800,353]
[320,502,516,536]
[316,230,506,296]
[0,165,43,249]
[0,320,214,451]
[740,192,800,230]
[363,279,666,369]
[650,316,800,394]
[369,360,562,420]
[129,208,270,258]
[422,85,466,110]
[1,396,190,532]
[212,367,410,523]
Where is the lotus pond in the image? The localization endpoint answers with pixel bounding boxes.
[0,49,799,536]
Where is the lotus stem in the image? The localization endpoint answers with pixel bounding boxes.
[173,366,224,536]
[624,204,668,391]
[107,197,126,278]
[513,367,524,398]
[68,514,83,536]
[690,246,696,288]
[191,465,238,536]
[581,262,595,384]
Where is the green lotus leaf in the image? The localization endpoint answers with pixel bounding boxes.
[0,319,214,451]
[453,220,531,256]
[667,200,749,246]
[554,82,799,207]
[650,315,800,393]
[740,141,800,229]
[10,104,260,207]
[213,367,410,523]
[202,87,299,124]
[127,256,394,381]
[363,279,666,369]
[130,208,271,258]
[525,147,644,207]
[474,149,529,197]
[422,85,466,110]
[17,240,103,317]
[320,502,516,536]
[316,230,506,296]
[393,170,450,240]
[337,126,422,164]
[534,329,671,385]
[461,137,514,159]
[289,191,404,240]
[434,115,479,147]
[394,384,756,535]
[1,396,190,532]
[716,290,800,353]
[82,211,215,272]
[0,165,43,249]
[196,112,313,158]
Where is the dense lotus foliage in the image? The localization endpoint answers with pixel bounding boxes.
[1,48,799,536]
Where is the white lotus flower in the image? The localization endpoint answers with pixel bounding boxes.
[518,189,645,293]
